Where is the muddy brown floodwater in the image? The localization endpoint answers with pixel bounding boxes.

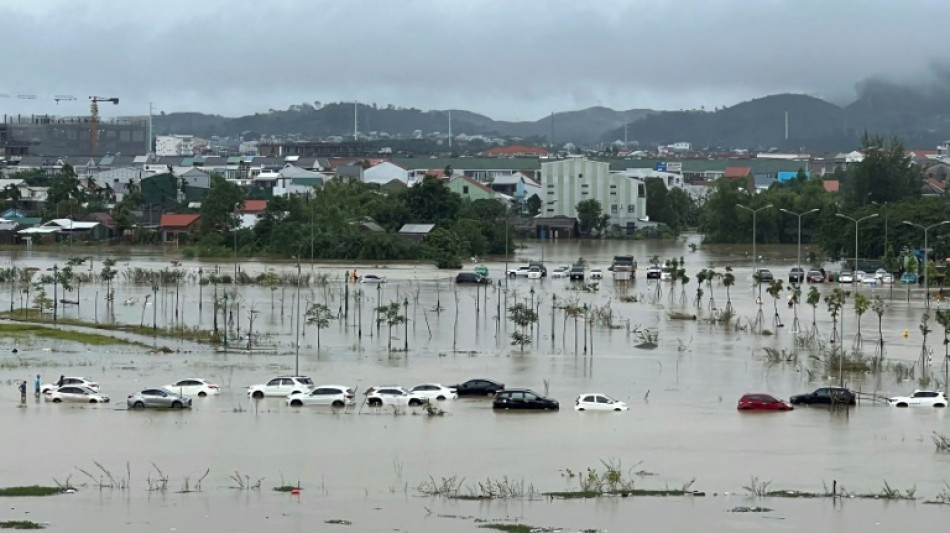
[2,236,949,532]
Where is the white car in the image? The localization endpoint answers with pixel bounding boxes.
[248,376,315,398]
[360,274,386,284]
[365,386,427,407]
[41,377,99,394]
[408,383,458,401]
[286,385,356,407]
[589,268,603,280]
[875,269,894,284]
[660,268,674,282]
[887,390,948,408]
[551,266,570,278]
[45,385,110,404]
[527,266,543,279]
[854,270,868,283]
[164,378,221,398]
[574,393,628,412]
[507,266,530,278]
[838,271,854,284]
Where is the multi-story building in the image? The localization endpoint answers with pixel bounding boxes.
[155,135,195,156]
[1,115,149,157]
[540,158,647,230]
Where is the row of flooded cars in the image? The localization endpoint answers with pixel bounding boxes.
[39,375,629,412]
[737,387,949,410]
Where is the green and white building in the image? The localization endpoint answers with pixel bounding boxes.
[540,157,647,229]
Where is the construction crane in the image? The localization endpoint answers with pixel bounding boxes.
[89,96,119,157]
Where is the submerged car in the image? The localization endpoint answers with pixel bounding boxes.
[875,269,894,284]
[551,266,570,278]
[364,386,427,407]
[838,271,854,284]
[788,267,805,283]
[450,378,505,397]
[286,385,356,407]
[359,274,386,284]
[574,393,628,412]
[754,268,774,283]
[527,266,543,279]
[886,390,948,408]
[569,266,586,281]
[408,383,458,401]
[164,378,220,397]
[646,265,662,279]
[127,388,192,409]
[41,377,99,394]
[589,268,603,280]
[737,393,793,411]
[456,272,490,284]
[900,272,918,285]
[507,266,530,278]
[45,385,110,404]
[807,270,825,283]
[492,389,559,410]
[248,376,315,398]
[789,387,856,406]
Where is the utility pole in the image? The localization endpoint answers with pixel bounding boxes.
[353,101,358,141]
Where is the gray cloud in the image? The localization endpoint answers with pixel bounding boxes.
[1,0,948,120]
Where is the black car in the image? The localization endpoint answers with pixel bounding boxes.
[789,387,856,406]
[645,265,662,279]
[456,272,490,284]
[569,266,586,281]
[754,268,774,283]
[788,267,805,283]
[450,378,505,397]
[492,388,559,410]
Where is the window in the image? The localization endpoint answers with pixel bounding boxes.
[610,204,618,214]
[638,184,646,197]
[596,396,610,404]
[581,183,589,188]
[578,173,584,179]
[266,379,281,387]
[628,205,635,213]
[583,395,595,403]
[463,186,469,194]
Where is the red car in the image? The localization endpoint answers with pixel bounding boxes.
[737,393,793,411]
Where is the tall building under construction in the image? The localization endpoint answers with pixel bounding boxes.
[0,114,148,158]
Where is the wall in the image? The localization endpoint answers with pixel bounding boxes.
[540,158,647,227]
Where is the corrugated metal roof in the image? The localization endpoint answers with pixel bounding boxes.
[399,224,435,234]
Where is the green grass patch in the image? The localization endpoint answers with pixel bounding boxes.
[479,525,534,533]
[0,521,44,529]
[0,310,215,344]
[0,486,62,497]
[273,486,301,492]
[0,323,141,347]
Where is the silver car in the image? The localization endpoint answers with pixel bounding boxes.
[127,388,192,409]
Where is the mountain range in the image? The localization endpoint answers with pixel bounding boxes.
[152,80,950,152]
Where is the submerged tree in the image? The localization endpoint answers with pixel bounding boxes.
[508,302,539,350]
[807,286,821,339]
[824,288,850,349]
[723,267,736,313]
[766,279,785,330]
[306,302,335,351]
[920,311,933,386]
[787,283,802,333]
[852,293,870,351]
[375,301,406,353]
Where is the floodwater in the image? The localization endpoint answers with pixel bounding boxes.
[2,236,949,532]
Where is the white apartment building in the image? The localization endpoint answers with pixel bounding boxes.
[155,135,195,157]
[540,158,647,228]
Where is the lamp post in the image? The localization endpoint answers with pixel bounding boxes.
[198,267,203,314]
[294,260,301,374]
[151,281,158,331]
[212,266,219,336]
[583,303,589,355]
[902,220,950,307]
[836,213,878,295]
[222,292,229,348]
[52,264,58,325]
[551,294,557,349]
[403,297,409,352]
[736,203,773,279]
[779,208,819,283]
[376,283,382,335]
[529,286,535,311]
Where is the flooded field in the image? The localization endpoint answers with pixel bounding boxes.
[2,236,949,531]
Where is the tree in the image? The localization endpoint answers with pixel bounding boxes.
[853,292,870,350]
[871,296,887,365]
[306,302,335,351]
[508,302,538,350]
[375,301,406,352]
[576,199,603,237]
[723,266,735,312]
[807,286,821,337]
[404,175,461,224]
[824,288,849,348]
[846,133,920,206]
[200,173,246,233]
[100,258,118,303]
[422,228,462,269]
[525,194,542,217]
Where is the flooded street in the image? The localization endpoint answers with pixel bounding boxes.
[2,237,949,531]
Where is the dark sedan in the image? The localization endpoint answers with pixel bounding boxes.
[492,389,559,410]
[450,378,505,397]
[788,267,805,283]
[789,387,856,406]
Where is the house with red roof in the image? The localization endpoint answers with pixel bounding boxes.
[722,166,753,191]
[238,199,268,229]
[160,213,201,244]
[822,180,840,193]
[480,145,550,157]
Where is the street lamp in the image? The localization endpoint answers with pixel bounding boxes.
[736,203,773,278]
[198,267,203,314]
[52,264,58,325]
[551,294,557,348]
[376,283,382,335]
[902,219,950,307]
[836,213,879,295]
[403,297,409,351]
[222,292,229,348]
[583,303,589,355]
[779,208,819,283]
[294,260,301,373]
[529,286,535,310]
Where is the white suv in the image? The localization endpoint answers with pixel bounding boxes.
[248,376,315,398]
[365,386,427,407]
[887,390,948,408]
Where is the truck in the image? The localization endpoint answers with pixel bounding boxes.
[610,255,637,281]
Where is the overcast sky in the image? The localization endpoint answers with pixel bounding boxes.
[1,0,947,121]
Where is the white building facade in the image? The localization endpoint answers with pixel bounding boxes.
[155,135,195,157]
[540,158,647,228]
